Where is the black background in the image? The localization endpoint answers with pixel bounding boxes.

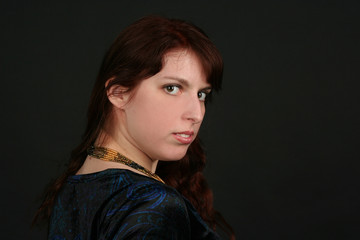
[1,1,359,239]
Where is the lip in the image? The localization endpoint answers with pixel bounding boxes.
[172,131,194,144]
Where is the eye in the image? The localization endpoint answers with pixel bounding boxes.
[198,91,207,101]
[164,85,181,95]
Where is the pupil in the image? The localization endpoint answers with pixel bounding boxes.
[168,86,174,91]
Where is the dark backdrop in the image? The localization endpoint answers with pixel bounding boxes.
[1,1,359,239]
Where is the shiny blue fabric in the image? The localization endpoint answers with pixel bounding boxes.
[49,169,220,239]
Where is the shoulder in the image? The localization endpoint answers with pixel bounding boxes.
[96,176,191,239]
[118,178,189,219]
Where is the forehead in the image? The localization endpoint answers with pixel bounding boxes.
[163,49,202,68]
[160,50,208,85]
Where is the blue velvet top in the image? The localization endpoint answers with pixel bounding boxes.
[49,169,220,239]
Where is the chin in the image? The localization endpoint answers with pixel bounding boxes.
[158,147,188,161]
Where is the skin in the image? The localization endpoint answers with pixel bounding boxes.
[77,50,211,176]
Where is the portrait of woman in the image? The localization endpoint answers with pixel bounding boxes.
[3,1,358,239]
[34,15,234,239]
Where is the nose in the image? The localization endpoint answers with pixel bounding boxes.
[182,94,204,124]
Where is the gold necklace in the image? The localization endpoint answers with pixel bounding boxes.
[87,146,165,184]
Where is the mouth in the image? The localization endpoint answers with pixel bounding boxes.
[172,131,194,144]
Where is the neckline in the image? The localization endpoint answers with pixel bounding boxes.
[68,168,162,183]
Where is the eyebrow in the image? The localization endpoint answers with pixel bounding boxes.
[163,76,212,92]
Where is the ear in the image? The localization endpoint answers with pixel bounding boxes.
[106,80,130,109]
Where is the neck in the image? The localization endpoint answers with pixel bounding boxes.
[95,130,159,173]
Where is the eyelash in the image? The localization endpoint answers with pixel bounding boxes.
[163,84,209,102]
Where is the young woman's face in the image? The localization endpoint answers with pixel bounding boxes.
[121,50,211,161]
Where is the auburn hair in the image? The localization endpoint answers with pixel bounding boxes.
[34,15,234,238]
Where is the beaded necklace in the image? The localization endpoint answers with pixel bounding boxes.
[87,146,165,184]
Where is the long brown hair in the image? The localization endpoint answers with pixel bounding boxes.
[35,15,233,237]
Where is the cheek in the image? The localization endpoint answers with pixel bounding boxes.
[126,92,175,140]
[124,92,201,160]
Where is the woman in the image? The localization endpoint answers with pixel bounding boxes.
[35,15,234,239]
